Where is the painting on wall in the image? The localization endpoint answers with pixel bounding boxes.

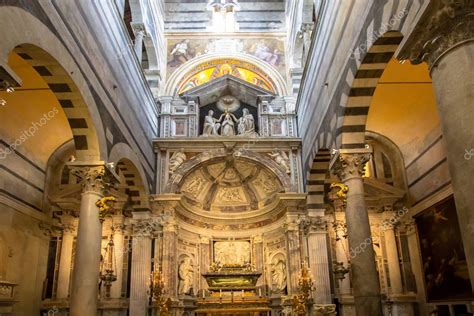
[166,37,286,78]
[416,196,474,302]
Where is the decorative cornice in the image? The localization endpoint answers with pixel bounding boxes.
[332,153,371,182]
[398,0,474,69]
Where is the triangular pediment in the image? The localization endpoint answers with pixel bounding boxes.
[180,75,275,106]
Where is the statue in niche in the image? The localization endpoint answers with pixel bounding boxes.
[169,150,186,174]
[271,258,287,293]
[202,110,221,136]
[219,110,238,136]
[178,257,194,295]
[269,150,291,174]
[237,108,256,136]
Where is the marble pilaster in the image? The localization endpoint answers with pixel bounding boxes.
[162,216,178,297]
[306,216,332,304]
[110,214,125,299]
[285,217,302,294]
[253,234,264,291]
[333,152,383,315]
[130,212,154,316]
[199,236,211,293]
[333,219,351,296]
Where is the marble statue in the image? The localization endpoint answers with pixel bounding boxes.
[202,110,221,136]
[238,108,255,136]
[271,258,287,293]
[269,150,291,174]
[169,150,186,174]
[219,110,238,136]
[178,257,194,295]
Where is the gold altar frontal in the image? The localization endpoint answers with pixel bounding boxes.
[196,294,271,316]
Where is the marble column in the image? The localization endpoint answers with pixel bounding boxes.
[333,152,383,315]
[333,219,351,295]
[199,236,210,293]
[162,217,178,297]
[130,212,153,316]
[69,166,110,316]
[381,217,403,295]
[398,1,474,285]
[110,214,125,299]
[306,216,332,304]
[132,23,146,62]
[56,214,76,299]
[285,216,302,294]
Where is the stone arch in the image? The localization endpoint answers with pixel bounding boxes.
[164,149,294,194]
[338,31,404,150]
[0,7,107,162]
[165,53,288,96]
[108,143,150,211]
[306,148,331,214]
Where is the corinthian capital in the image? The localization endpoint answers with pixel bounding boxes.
[398,0,474,69]
[70,165,117,194]
[332,153,371,182]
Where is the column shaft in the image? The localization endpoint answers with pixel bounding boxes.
[56,231,74,299]
[334,221,351,295]
[431,42,474,284]
[199,236,210,293]
[334,153,382,315]
[383,227,403,294]
[162,223,178,297]
[69,190,103,316]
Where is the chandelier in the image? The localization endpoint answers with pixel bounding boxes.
[100,235,117,298]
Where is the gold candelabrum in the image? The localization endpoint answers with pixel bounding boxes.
[149,270,171,316]
[100,236,117,298]
[293,261,315,315]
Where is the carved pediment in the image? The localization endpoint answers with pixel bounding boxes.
[180,75,275,107]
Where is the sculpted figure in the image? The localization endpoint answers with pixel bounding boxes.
[202,110,221,136]
[169,150,186,174]
[237,108,255,136]
[269,150,291,174]
[271,258,287,293]
[178,257,194,295]
[219,110,238,136]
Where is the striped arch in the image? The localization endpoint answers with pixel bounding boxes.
[338,31,403,150]
[116,159,149,210]
[306,149,331,214]
[13,44,102,161]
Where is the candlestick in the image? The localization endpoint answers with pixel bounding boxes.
[259,288,262,297]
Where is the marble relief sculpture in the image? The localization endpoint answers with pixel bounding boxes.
[178,257,194,295]
[269,150,291,174]
[271,258,287,293]
[219,110,238,136]
[169,150,187,174]
[238,108,256,136]
[202,110,221,136]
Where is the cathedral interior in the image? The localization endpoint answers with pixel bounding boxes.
[0,1,473,316]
